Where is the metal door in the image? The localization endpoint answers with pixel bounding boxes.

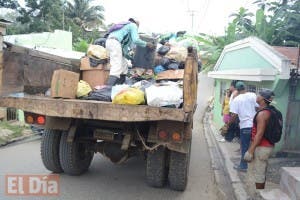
[284,101,300,153]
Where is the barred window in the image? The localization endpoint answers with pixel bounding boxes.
[244,82,262,94]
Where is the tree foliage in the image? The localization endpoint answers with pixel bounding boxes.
[65,0,104,30]
[0,0,19,10]
[2,0,105,44]
[199,0,299,71]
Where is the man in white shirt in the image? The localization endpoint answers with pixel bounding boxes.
[229,81,258,172]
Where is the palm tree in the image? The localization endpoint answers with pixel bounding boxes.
[253,0,299,46]
[230,7,254,35]
[65,0,105,31]
[253,0,269,11]
[272,0,300,46]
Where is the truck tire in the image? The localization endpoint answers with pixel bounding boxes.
[146,146,167,188]
[40,129,63,173]
[168,148,191,191]
[59,131,94,175]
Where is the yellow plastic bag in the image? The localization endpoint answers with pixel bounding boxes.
[77,80,92,98]
[87,45,109,60]
[112,88,145,105]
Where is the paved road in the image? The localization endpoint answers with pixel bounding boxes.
[0,73,216,200]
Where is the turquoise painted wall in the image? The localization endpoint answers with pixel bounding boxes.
[213,80,225,129]
[270,79,289,152]
[283,80,300,152]
[218,47,274,71]
[5,30,72,51]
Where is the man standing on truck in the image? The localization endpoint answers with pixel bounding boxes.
[105,18,155,86]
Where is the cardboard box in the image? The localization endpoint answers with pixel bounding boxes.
[156,69,184,80]
[80,56,110,71]
[82,69,109,88]
[51,69,80,99]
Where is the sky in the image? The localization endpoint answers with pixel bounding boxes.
[100,0,257,35]
[15,0,257,36]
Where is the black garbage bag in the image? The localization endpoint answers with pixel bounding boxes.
[89,57,109,67]
[94,37,107,48]
[160,57,170,67]
[84,86,112,101]
[178,61,185,69]
[157,45,170,56]
[166,59,179,70]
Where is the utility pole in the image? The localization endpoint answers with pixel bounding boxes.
[62,0,66,31]
[187,10,198,32]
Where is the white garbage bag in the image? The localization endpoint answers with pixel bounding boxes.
[111,84,130,100]
[145,83,183,108]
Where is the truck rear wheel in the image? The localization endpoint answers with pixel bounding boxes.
[168,148,191,191]
[41,129,63,173]
[146,146,167,188]
[59,131,94,175]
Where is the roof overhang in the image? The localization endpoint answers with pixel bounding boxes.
[208,68,284,82]
[210,37,291,81]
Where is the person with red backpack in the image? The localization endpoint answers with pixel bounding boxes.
[105,18,155,86]
[244,89,282,189]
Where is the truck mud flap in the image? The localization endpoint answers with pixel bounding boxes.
[167,139,191,154]
[45,116,72,131]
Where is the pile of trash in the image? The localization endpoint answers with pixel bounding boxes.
[75,32,199,108]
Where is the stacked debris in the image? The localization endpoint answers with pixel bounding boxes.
[50,33,196,108]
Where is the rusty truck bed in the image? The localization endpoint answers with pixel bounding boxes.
[0,95,191,122]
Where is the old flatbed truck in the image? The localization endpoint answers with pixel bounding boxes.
[0,41,198,191]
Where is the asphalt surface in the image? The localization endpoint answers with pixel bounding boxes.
[0,73,218,200]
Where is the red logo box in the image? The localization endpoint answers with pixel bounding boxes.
[5,174,60,196]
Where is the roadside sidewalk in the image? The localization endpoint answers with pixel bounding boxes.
[204,108,300,200]
[203,109,250,200]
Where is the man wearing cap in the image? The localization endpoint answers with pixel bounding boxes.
[229,81,258,172]
[105,18,155,86]
[244,89,275,189]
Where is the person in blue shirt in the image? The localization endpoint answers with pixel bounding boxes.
[105,18,154,85]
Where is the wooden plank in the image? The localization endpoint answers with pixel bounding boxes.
[24,56,80,94]
[1,50,24,96]
[2,44,80,95]
[29,49,80,66]
[0,96,190,122]
[183,49,198,112]
[156,69,184,80]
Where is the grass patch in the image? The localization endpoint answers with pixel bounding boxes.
[0,121,31,144]
[0,137,6,145]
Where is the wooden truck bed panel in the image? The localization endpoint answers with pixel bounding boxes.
[0,44,198,123]
[0,96,190,122]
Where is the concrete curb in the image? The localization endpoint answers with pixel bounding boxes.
[203,110,250,200]
[0,133,40,148]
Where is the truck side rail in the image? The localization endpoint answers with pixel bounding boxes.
[0,96,192,122]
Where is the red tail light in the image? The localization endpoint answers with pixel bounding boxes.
[158,130,168,140]
[37,116,45,125]
[24,112,46,125]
